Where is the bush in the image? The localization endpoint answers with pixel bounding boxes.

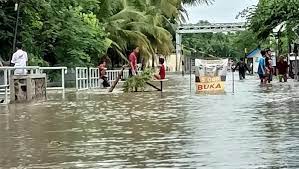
[123,69,154,92]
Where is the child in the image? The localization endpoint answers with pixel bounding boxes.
[154,58,166,80]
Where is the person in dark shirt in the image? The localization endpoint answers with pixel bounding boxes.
[234,58,250,80]
[276,56,289,82]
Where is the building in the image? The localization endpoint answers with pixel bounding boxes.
[246,48,262,73]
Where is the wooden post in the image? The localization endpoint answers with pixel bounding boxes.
[108,66,125,92]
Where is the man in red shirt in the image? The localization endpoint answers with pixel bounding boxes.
[154,58,166,79]
[129,47,139,76]
[276,56,289,82]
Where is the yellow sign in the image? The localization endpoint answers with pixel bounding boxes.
[196,76,225,92]
[196,82,225,92]
[199,76,221,83]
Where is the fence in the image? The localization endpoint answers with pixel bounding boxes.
[75,67,89,91]
[106,70,130,86]
[0,66,68,104]
[89,68,100,89]
[0,66,134,102]
[39,67,67,91]
[0,84,9,104]
[74,68,131,90]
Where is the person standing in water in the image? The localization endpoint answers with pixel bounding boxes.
[265,49,273,83]
[258,50,266,84]
[129,47,139,77]
[276,56,289,82]
[234,58,250,80]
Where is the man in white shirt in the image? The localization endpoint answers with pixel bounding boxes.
[11,43,28,75]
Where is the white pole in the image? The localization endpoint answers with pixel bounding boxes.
[75,68,78,91]
[61,68,65,92]
[89,68,92,89]
[176,33,182,72]
[4,69,7,86]
[4,69,8,104]
[5,84,8,104]
[295,51,298,81]
[232,70,235,94]
[190,57,192,93]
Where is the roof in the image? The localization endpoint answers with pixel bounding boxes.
[246,48,261,58]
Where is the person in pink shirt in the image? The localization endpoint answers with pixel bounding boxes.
[129,47,139,76]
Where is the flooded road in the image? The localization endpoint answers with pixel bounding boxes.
[0,73,299,168]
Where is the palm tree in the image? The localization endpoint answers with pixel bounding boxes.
[98,0,213,65]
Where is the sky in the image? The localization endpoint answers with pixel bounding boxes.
[185,0,258,23]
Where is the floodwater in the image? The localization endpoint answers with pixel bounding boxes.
[0,73,298,169]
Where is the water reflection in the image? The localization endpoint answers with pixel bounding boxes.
[0,74,298,168]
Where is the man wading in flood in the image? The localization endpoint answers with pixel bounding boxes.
[276,56,289,82]
[129,47,139,77]
[258,50,266,84]
[233,58,250,80]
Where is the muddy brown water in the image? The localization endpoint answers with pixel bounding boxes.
[0,73,298,168]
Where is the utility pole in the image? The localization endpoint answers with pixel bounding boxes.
[295,44,299,81]
[12,1,20,54]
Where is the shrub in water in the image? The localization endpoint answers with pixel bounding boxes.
[123,69,154,92]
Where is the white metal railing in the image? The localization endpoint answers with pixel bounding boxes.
[106,70,126,86]
[0,84,9,104]
[0,66,40,88]
[39,67,67,91]
[75,67,89,91]
[89,68,100,89]
[123,70,130,80]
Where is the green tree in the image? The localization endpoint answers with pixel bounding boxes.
[248,0,299,40]
[1,0,109,67]
[182,29,263,59]
[0,0,213,67]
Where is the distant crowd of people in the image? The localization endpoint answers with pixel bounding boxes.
[258,49,289,84]
[232,48,290,85]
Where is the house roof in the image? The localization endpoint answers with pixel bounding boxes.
[246,48,261,58]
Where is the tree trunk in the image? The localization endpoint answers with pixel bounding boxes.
[152,54,155,68]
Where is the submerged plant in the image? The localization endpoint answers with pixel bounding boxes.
[123,69,154,92]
